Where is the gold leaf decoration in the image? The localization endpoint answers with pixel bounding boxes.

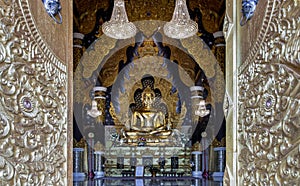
[81,35,117,79]
[181,36,217,78]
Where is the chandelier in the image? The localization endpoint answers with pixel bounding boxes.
[164,0,198,39]
[102,0,137,39]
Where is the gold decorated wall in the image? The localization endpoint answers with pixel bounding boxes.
[224,0,300,185]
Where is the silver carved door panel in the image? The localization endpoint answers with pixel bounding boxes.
[0,0,72,185]
[224,0,300,185]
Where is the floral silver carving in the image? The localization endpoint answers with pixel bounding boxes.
[0,0,67,185]
[238,1,300,185]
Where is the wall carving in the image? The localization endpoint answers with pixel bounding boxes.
[238,0,300,185]
[0,0,67,185]
[223,91,233,118]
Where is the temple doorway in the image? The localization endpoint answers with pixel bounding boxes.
[73,0,226,184]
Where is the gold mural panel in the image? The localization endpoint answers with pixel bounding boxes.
[180,36,217,78]
[126,0,174,22]
[0,0,71,185]
[189,0,226,33]
[238,0,300,185]
[81,35,117,79]
[74,0,110,34]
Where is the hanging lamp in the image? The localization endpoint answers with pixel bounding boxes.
[102,0,136,39]
[164,0,198,39]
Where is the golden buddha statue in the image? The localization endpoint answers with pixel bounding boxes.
[123,86,172,140]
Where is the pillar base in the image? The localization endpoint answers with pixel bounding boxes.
[212,172,224,181]
[94,171,105,178]
[73,172,86,181]
[192,171,202,178]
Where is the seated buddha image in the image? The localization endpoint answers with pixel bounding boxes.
[123,78,172,140]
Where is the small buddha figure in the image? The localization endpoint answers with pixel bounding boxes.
[124,86,172,139]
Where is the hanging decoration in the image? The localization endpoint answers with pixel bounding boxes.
[102,0,137,39]
[42,0,62,24]
[240,0,259,26]
[164,0,198,39]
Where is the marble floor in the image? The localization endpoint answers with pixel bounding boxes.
[73,177,223,186]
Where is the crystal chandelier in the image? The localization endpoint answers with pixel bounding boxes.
[164,0,198,39]
[102,0,137,39]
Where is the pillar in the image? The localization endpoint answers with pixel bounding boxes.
[191,151,202,177]
[212,147,226,181]
[73,32,85,71]
[73,148,86,180]
[94,151,105,178]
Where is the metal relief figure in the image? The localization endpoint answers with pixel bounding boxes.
[152,31,171,59]
[240,0,259,26]
[42,0,62,24]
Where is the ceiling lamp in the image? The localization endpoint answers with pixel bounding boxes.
[195,100,210,117]
[87,100,102,118]
[102,0,137,39]
[164,0,198,39]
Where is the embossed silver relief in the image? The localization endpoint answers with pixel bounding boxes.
[240,0,259,26]
[42,0,62,24]
[0,0,67,184]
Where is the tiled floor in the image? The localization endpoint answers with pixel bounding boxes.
[73,177,223,186]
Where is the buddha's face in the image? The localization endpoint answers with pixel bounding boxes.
[142,87,155,108]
